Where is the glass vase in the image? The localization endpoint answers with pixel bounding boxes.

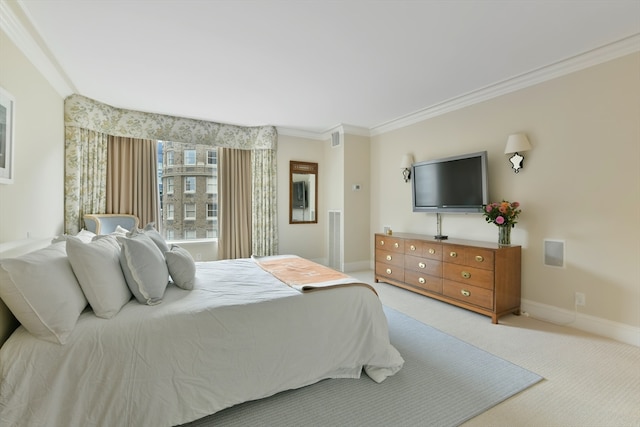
[498,226,512,246]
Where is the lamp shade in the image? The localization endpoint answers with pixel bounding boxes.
[504,133,532,154]
[400,154,414,169]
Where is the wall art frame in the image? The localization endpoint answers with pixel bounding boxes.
[0,87,15,184]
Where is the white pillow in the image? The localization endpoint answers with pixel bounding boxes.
[66,235,132,318]
[128,223,169,254]
[0,242,88,344]
[165,245,196,290]
[118,233,169,305]
[51,228,97,244]
[112,225,130,236]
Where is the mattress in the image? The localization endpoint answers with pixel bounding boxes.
[0,256,403,427]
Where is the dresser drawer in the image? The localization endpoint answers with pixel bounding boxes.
[375,235,404,253]
[443,279,494,310]
[444,245,495,270]
[443,262,494,290]
[404,240,443,261]
[375,249,404,267]
[404,254,441,276]
[405,270,442,294]
[375,262,404,282]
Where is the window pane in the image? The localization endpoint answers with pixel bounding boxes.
[207,150,217,165]
[184,150,196,165]
[159,142,218,241]
[184,176,196,192]
[185,203,196,219]
[166,177,174,194]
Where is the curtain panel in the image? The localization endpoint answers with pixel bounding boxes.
[107,136,159,228]
[64,94,279,256]
[218,148,252,260]
[64,127,108,234]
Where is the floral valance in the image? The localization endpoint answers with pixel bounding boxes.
[64,94,277,150]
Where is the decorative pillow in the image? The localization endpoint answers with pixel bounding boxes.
[127,223,169,254]
[66,235,132,318]
[51,228,96,244]
[165,245,196,290]
[112,225,130,236]
[118,233,169,305]
[0,242,88,344]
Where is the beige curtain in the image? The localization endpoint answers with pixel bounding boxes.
[218,147,252,259]
[106,136,159,228]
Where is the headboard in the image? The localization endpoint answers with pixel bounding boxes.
[0,238,52,347]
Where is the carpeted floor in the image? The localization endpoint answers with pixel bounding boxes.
[183,306,543,427]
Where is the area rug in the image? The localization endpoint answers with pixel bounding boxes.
[184,306,543,427]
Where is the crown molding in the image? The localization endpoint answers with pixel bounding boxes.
[0,0,74,97]
[370,33,640,136]
[278,123,370,141]
[277,126,326,140]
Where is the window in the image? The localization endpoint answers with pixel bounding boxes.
[158,141,218,242]
[207,176,216,193]
[166,204,174,220]
[184,203,196,220]
[184,176,196,193]
[207,202,217,219]
[184,149,196,165]
[207,150,217,165]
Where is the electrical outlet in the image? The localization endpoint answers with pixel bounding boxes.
[575,292,586,307]
[383,225,391,234]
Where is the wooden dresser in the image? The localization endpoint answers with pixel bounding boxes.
[374,232,521,323]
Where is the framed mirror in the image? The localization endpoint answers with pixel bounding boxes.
[289,160,318,224]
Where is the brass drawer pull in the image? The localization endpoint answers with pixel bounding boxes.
[418,277,426,284]
[428,248,436,254]
[386,255,392,261]
[461,289,471,297]
[475,255,484,262]
[461,271,471,279]
[449,251,457,258]
[386,268,392,275]
[410,244,416,251]
[380,240,385,246]
[418,262,426,269]
[394,243,399,248]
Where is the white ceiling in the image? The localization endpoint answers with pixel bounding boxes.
[14,0,640,136]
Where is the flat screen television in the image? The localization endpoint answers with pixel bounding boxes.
[411,151,488,213]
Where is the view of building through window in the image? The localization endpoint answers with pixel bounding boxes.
[157,141,218,241]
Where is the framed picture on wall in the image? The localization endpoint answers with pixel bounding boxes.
[0,87,15,184]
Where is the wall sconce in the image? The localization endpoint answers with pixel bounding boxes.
[504,133,532,173]
[400,154,414,182]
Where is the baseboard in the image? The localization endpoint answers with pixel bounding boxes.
[521,299,640,348]
[344,260,371,273]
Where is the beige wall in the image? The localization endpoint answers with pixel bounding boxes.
[343,134,370,270]
[277,134,325,262]
[0,30,65,242]
[371,53,640,329]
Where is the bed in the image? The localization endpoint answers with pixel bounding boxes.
[0,234,403,427]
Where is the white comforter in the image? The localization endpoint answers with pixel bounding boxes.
[0,257,403,427]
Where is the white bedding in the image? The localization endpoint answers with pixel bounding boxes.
[0,257,403,427]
